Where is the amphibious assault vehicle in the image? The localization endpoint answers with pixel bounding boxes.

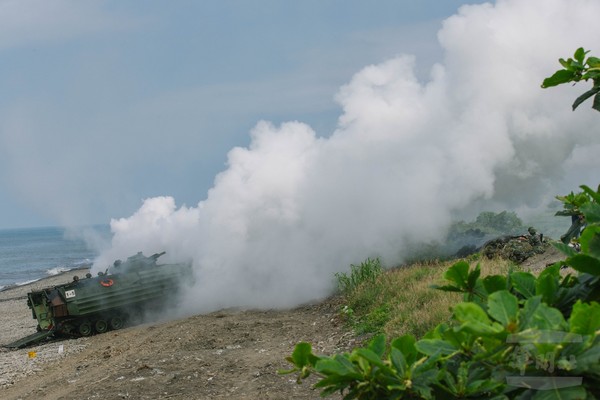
[5,251,192,349]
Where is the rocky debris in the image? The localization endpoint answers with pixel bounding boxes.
[482,228,551,264]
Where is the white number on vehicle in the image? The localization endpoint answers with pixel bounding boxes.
[65,290,76,299]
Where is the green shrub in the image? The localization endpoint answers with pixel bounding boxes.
[335,258,383,295]
[282,185,600,399]
[355,304,391,335]
[282,48,600,399]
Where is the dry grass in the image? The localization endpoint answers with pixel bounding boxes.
[341,256,517,339]
[380,262,453,338]
[387,257,515,338]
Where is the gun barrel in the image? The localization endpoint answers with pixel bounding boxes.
[151,251,166,260]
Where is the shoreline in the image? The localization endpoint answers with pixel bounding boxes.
[0,268,91,301]
[0,267,90,290]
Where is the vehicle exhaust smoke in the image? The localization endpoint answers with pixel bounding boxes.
[92,0,600,314]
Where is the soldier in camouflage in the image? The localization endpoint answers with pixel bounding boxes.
[482,227,548,263]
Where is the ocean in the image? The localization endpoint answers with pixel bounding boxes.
[0,226,111,291]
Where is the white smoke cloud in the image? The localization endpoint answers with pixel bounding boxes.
[93,0,600,312]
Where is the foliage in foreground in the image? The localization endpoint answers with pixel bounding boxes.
[282,49,600,399]
[281,185,600,399]
[542,47,600,111]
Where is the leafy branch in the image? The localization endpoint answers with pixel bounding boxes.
[542,47,600,111]
[282,48,600,399]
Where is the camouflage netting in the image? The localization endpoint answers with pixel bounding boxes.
[482,228,551,263]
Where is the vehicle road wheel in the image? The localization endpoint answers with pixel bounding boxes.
[110,316,124,330]
[95,319,108,334]
[78,320,92,336]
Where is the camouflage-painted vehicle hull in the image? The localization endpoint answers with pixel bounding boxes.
[5,252,192,349]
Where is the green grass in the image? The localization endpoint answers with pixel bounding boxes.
[335,258,383,295]
[336,256,514,339]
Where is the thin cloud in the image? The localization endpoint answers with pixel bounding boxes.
[0,0,144,49]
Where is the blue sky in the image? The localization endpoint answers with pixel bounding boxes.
[6,0,599,307]
[0,0,489,229]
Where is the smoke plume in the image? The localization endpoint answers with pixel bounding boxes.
[93,0,600,312]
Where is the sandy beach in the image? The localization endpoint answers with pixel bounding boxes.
[0,269,92,387]
[0,269,91,344]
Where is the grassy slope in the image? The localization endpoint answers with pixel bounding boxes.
[337,256,516,340]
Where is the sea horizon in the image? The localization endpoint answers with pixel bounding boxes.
[0,225,111,291]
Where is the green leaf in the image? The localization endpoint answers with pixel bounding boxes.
[588,56,600,67]
[539,262,561,280]
[578,224,600,258]
[315,356,361,379]
[487,290,519,328]
[453,302,490,324]
[315,383,345,396]
[574,47,587,64]
[552,241,578,258]
[354,348,386,369]
[569,300,600,335]
[368,334,386,358]
[290,342,317,368]
[575,341,600,372]
[580,202,600,224]
[580,184,600,206]
[519,296,542,329]
[532,304,567,331]
[412,351,442,376]
[536,271,559,305]
[565,254,600,276]
[444,261,470,290]
[430,284,463,293]
[483,275,506,294]
[436,324,474,350]
[389,347,407,376]
[584,71,600,82]
[542,69,577,88]
[510,272,537,299]
[391,335,417,364]
[453,302,504,336]
[467,264,481,290]
[572,86,600,110]
[415,339,458,356]
[334,354,363,378]
[593,91,600,112]
[442,368,458,393]
[466,377,504,394]
[531,385,586,400]
[519,296,567,331]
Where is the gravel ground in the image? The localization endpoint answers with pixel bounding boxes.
[0,269,92,388]
[0,270,353,399]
